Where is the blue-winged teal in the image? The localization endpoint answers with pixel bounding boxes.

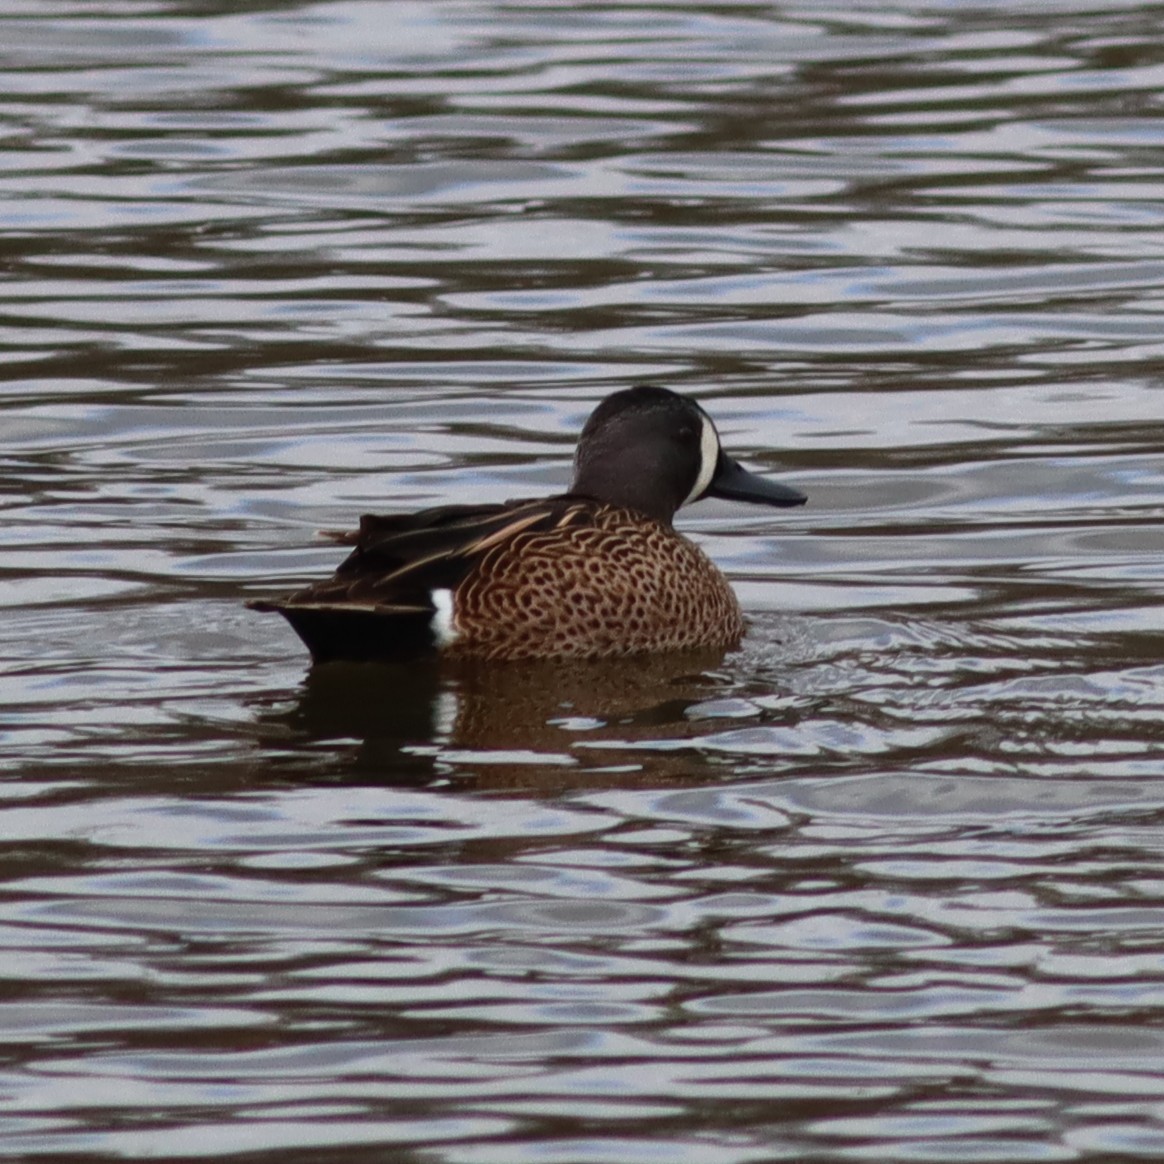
[249,385,806,662]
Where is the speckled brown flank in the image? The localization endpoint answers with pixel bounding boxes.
[448,503,744,661]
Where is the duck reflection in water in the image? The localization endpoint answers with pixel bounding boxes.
[286,649,738,790]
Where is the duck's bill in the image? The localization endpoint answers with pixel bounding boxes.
[707,454,806,507]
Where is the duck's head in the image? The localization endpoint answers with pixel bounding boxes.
[571,384,807,526]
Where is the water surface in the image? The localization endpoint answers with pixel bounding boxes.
[5,2,1164,1160]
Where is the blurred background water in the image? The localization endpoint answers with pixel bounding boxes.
[4,1,1164,1160]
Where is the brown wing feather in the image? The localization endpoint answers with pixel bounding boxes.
[265,498,578,609]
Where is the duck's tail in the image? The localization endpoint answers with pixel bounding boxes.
[247,599,437,663]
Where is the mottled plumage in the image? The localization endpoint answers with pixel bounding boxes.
[249,385,805,662]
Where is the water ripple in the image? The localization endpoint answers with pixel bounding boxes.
[5,0,1164,1160]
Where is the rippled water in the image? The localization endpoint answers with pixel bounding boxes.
[5,1,1164,1160]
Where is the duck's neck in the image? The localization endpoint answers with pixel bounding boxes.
[569,472,679,526]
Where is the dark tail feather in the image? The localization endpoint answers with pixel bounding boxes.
[247,600,437,664]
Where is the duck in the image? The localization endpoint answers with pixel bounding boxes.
[248,384,806,662]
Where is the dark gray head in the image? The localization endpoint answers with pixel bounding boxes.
[571,385,806,525]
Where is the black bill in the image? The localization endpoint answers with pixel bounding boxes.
[707,453,806,507]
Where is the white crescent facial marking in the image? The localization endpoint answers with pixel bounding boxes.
[430,588,459,647]
[682,415,720,508]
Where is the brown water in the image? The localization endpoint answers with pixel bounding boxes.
[5,2,1164,1160]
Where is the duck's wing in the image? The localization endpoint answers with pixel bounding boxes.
[248,498,576,662]
[317,502,514,546]
[332,499,564,592]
